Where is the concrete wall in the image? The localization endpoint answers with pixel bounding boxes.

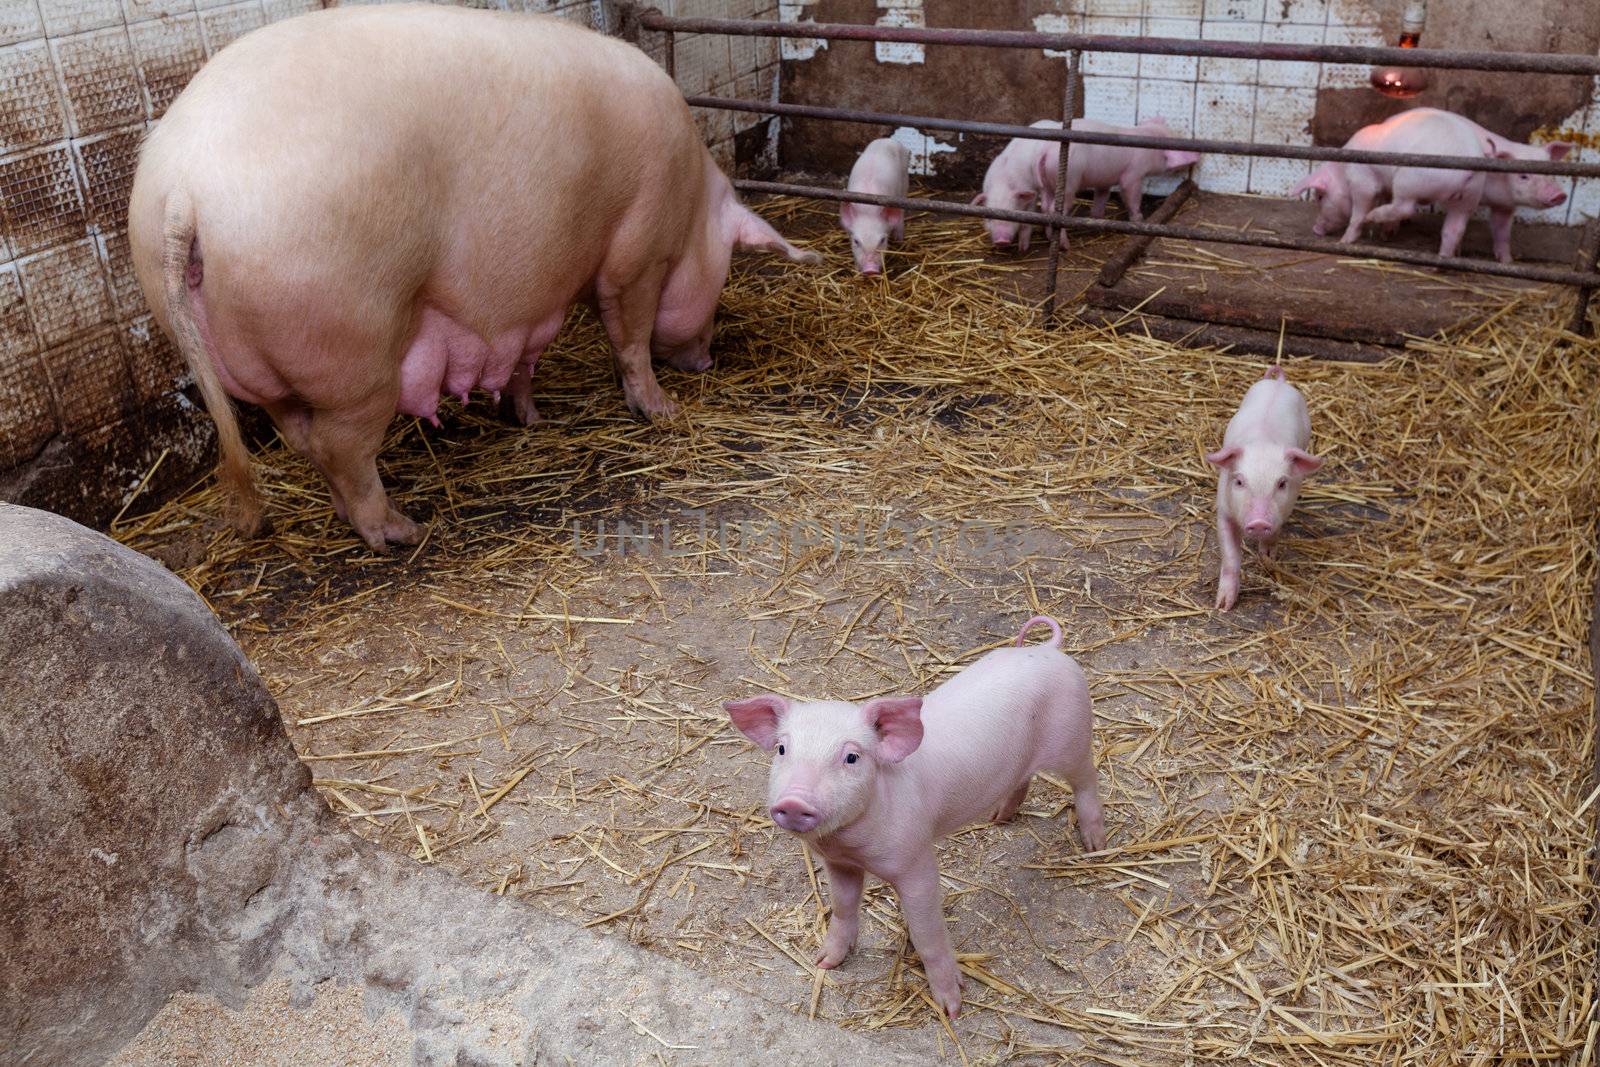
[0,0,781,529]
[775,0,1600,223]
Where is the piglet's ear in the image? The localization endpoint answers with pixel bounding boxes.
[1286,447,1323,475]
[839,202,855,228]
[883,207,904,227]
[971,191,988,206]
[724,694,788,751]
[861,696,924,763]
[1205,445,1242,470]
[1547,141,1573,161]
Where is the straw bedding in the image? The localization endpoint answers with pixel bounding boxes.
[116,201,1598,1064]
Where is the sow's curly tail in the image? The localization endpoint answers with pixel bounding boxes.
[161,190,262,535]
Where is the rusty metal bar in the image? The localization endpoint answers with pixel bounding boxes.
[1569,216,1600,336]
[734,179,1600,289]
[664,26,676,81]
[1097,179,1197,289]
[687,96,1600,179]
[1043,50,1080,325]
[641,12,1600,76]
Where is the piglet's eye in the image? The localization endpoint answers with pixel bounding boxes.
[1234,476,1245,488]
[776,744,785,756]
[1277,478,1288,490]
[845,753,858,765]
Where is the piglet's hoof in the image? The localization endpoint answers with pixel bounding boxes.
[929,975,963,1020]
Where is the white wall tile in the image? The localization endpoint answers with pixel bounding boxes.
[1319,23,1384,89]
[1253,85,1314,143]
[0,0,43,46]
[1271,0,1326,24]
[1145,0,1204,17]
[1260,22,1321,87]
[1194,81,1255,139]
[1203,0,1264,22]
[1248,156,1310,194]
[1083,15,1139,77]
[1138,77,1197,130]
[1198,153,1249,192]
[1140,17,1199,80]
[1083,73,1140,126]
[1199,19,1260,84]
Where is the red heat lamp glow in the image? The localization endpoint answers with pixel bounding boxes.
[1370,1,1432,99]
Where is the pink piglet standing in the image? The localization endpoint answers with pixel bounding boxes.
[724,615,1106,1019]
[1206,367,1323,610]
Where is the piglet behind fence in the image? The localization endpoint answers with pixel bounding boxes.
[1206,366,1323,610]
[724,615,1105,1019]
[974,120,1061,251]
[841,138,910,274]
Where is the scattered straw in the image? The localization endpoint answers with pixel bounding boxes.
[117,201,1597,1063]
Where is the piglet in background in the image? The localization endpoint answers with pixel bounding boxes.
[841,138,910,275]
[1036,117,1202,226]
[1445,112,1569,263]
[1206,367,1323,611]
[974,120,1060,251]
[724,615,1105,1019]
[1288,109,1569,261]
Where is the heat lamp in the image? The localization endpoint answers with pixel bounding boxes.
[1370,0,1431,98]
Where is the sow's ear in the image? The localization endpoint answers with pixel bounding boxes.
[860,696,924,763]
[731,204,822,264]
[1286,447,1324,475]
[724,694,789,750]
[1205,444,1242,470]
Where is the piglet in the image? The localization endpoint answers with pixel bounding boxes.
[1450,114,1570,264]
[1037,117,1202,224]
[1292,109,1571,263]
[973,120,1061,251]
[1206,366,1323,611]
[724,615,1105,1019]
[841,138,910,274]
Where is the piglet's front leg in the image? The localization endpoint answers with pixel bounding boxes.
[891,852,963,1018]
[1216,514,1243,611]
[817,858,864,968]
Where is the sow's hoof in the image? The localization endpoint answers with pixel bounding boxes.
[624,380,681,421]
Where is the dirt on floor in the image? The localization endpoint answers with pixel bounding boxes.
[119,202,1598,1065]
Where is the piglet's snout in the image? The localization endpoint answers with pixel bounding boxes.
[771,796,821,833]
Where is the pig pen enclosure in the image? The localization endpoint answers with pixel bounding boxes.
[21,6,1600,1065]
[115,216,1600,1064]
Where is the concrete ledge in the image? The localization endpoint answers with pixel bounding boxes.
[0,504,926,1065]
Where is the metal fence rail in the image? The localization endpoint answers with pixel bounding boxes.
[639,10,1600,335]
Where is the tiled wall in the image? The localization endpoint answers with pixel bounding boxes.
[640,0,781,169]
[778,0,1600,226]
[0,0,780,524]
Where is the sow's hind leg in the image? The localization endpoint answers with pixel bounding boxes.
[305,388,421,551]
[596,262,675,419]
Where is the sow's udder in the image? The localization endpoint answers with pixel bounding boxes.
[396,306,564,423]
